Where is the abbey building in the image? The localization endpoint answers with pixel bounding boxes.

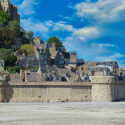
[0,0,20,22]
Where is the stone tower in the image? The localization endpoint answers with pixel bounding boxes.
[0,0,10,12]
[70,52,77,63]
[0,0,20,22]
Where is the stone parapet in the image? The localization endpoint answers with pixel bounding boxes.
[90,76,116,84]
[7,81,91,86]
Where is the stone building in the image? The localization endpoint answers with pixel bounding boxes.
[96,61,119,75]
[17,55,39,69]
[70,52,77,63]
[64,52,84,68]
[46,43,58,65]
[55,51,65,68]
[77,59,84,66]
[32,36,44,46]
[36,44,47,72]
[92,66,111,76]
[0,0,20,22]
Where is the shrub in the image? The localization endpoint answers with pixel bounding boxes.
[28,66,39,71]
[8,66,20,74]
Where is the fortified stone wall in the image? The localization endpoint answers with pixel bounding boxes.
[0,77,125,102]
[0,81,92,102]
[91,76,125,101]
[114,81,125,101]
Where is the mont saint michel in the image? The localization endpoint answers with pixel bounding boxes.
[0,0,125,125]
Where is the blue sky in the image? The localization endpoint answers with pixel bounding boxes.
[11,0,125,67]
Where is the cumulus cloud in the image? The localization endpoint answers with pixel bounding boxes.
[21,18,53,37]
[54,24,100,42]
[72,27,99,41]
[62,0,125,64]
[21,18,76,37]
[18,0,40,16]
[73,0,125,23]
[53,21,75,32]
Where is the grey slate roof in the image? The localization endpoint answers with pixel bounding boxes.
[96,61,119,67]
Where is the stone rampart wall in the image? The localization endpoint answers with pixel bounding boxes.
[1,77,125,102]
[0,81,92,102]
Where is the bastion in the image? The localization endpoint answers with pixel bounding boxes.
[91,76,125,101]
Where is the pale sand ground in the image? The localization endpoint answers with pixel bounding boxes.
[0,102,125,125]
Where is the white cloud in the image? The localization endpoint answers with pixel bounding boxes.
[21,18,53,37]
[53,21,75,32]
[61,0,125,63]
[21,19,76,37]
[18,0,40,16]
[92,44,117,48]
[63,32,110,60]
[63,26,99,50]
[58,15,72,20]
[74,0,125,23]
[96,53,124,62]
[73,27,99,41]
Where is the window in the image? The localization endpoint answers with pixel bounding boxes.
[40,55,45,60]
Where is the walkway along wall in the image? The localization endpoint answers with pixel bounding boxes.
[0,81,92,102]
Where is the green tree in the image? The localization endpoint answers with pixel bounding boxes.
[0,48,13,59]
[19,28,34,44]
[20,44,34,55]
[47,36,65,51]
[0,27,15,48]
[8,20,20,37]
[2,54,17,67]
[0,11,11,25]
